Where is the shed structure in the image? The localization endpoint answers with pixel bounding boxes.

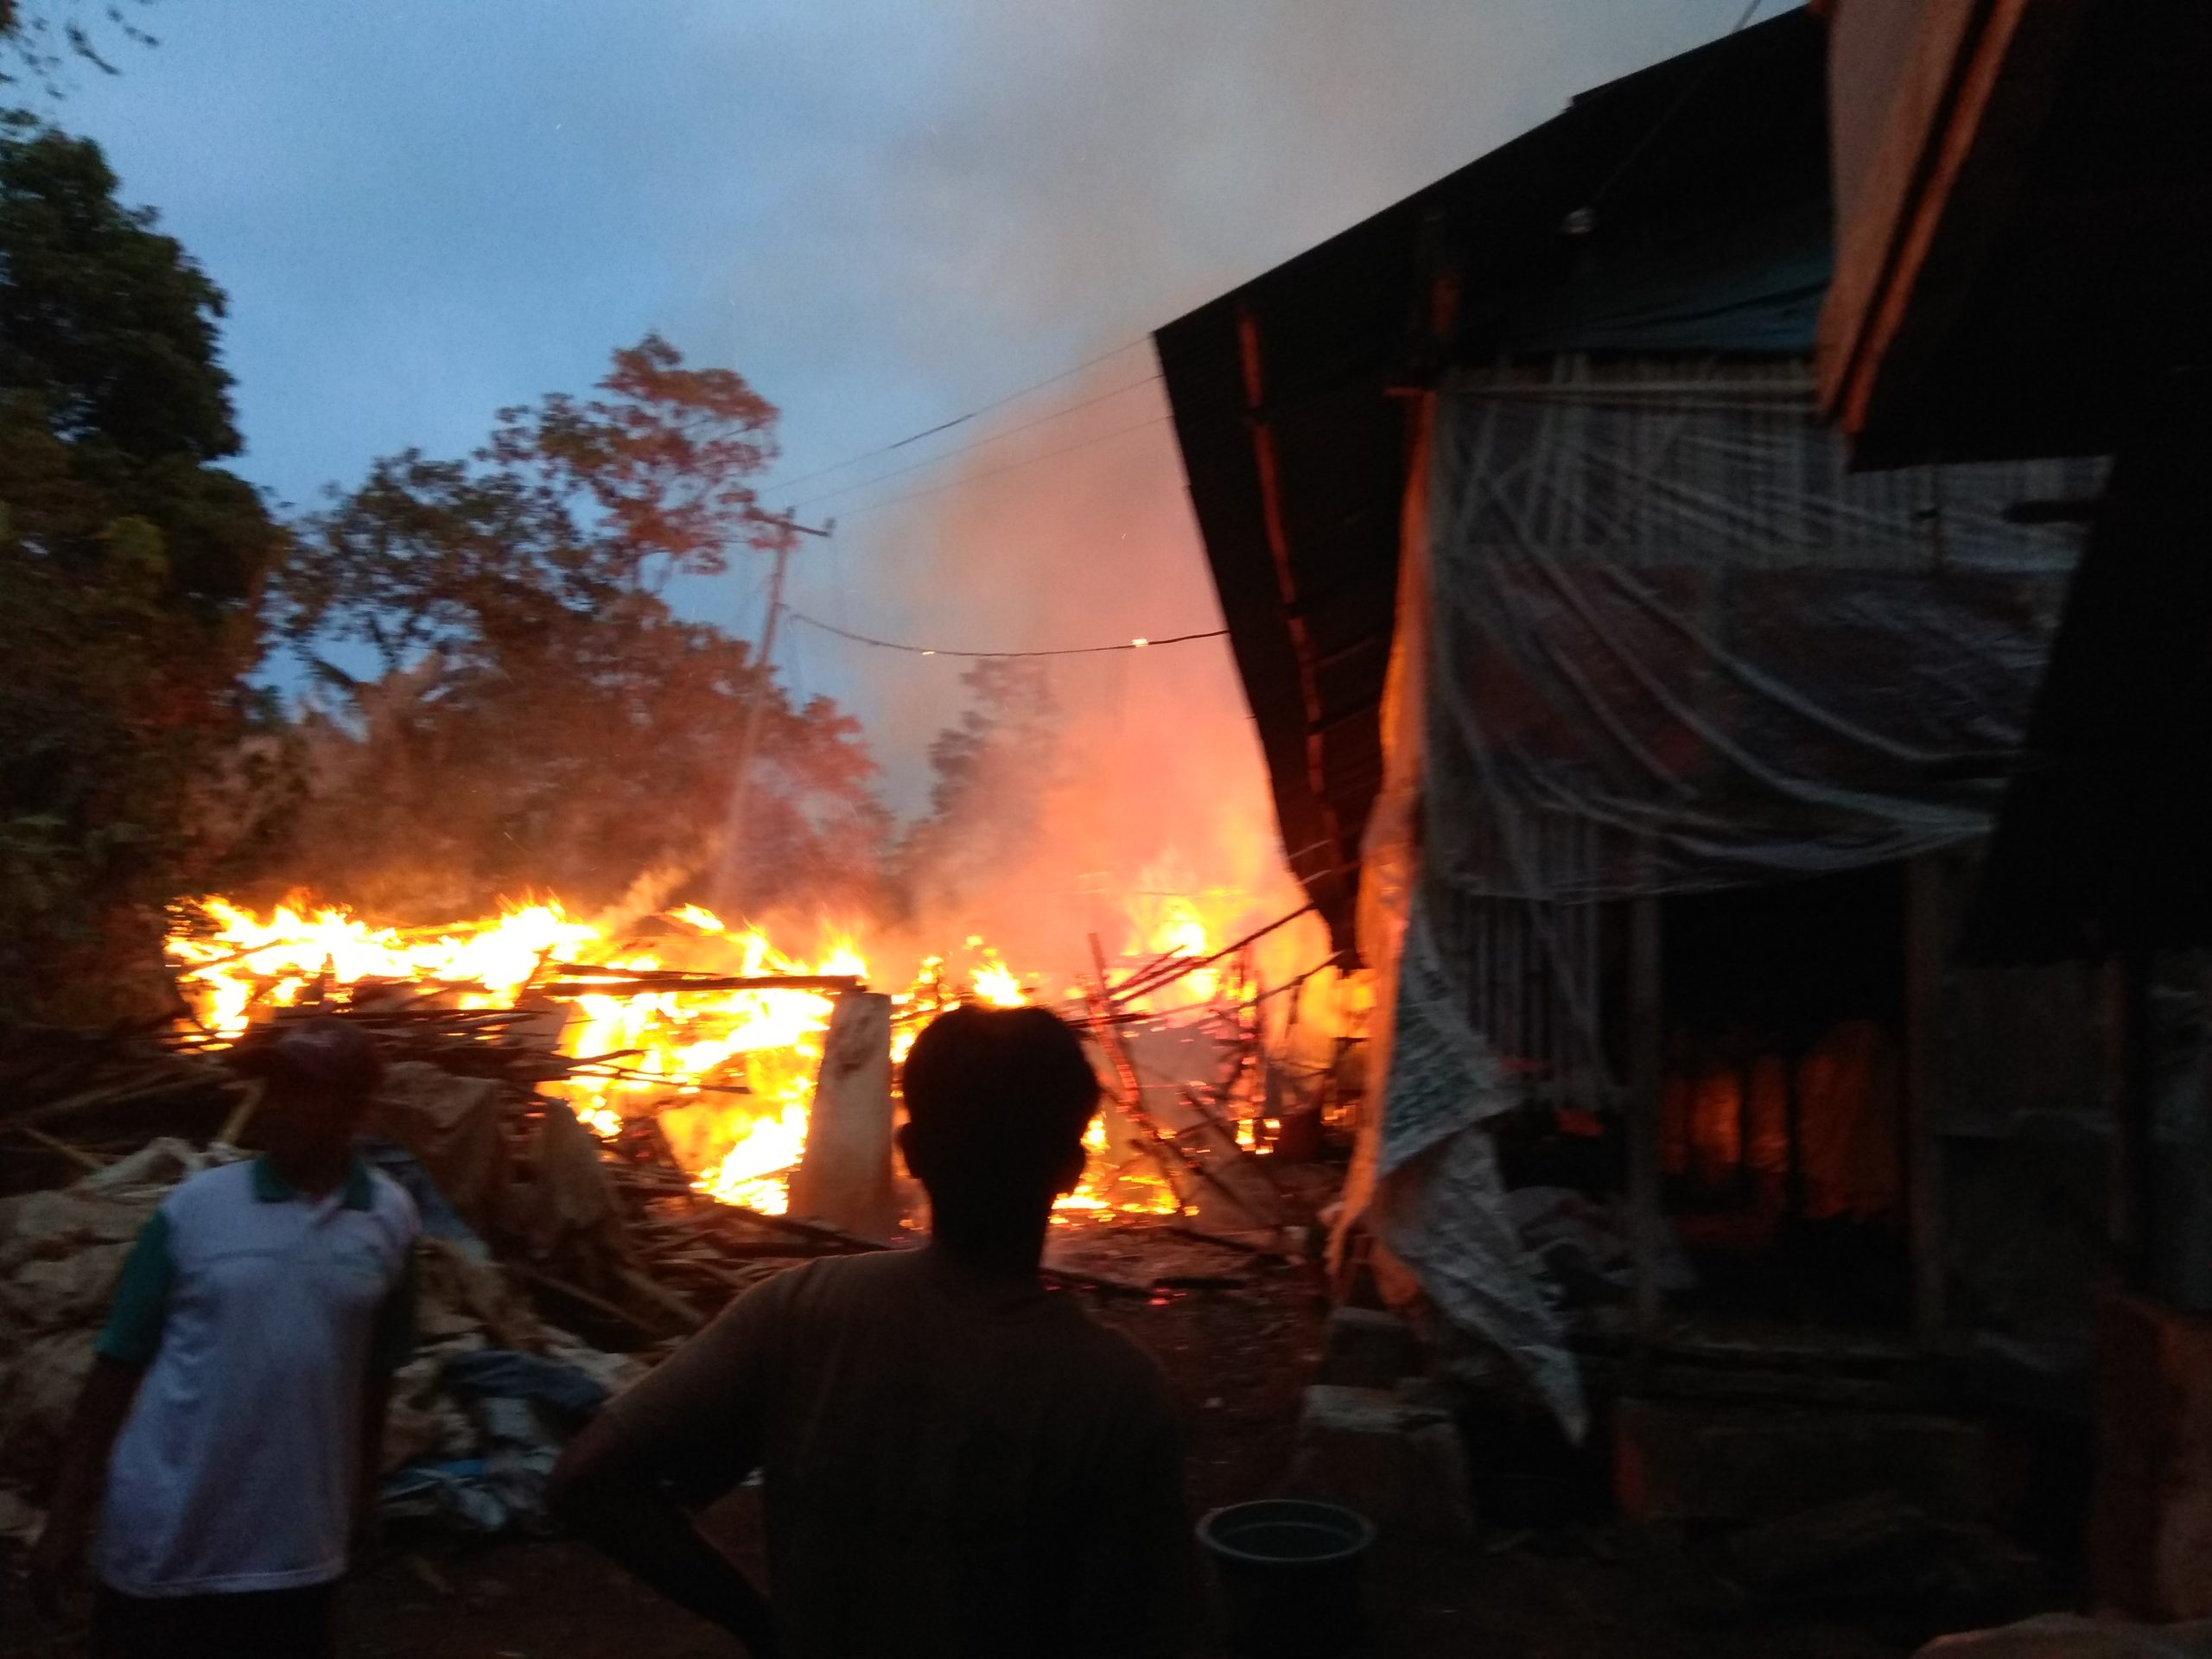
[1157,9,2111,1433]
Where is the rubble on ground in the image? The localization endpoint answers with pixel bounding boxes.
[1290,1380,1476,1541]
[0,1047,889,1543]
[0,1000,1325,1545]
[0,898,1348,1546]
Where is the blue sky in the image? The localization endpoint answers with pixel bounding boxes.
[45,0,1758,810]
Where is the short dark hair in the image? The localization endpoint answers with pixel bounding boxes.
[900,1005,1099,1183]
[230,1014,385,1103]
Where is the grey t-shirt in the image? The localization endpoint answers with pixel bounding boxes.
[605,1245,1193,1657]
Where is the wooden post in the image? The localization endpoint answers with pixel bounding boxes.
[715,512,832,913]
[1080,941,1194,1212]
[1905,854,1950,1344]
[1085,934,1148,1115]
[788,990,897,1239]
[1628,893,1665,1344]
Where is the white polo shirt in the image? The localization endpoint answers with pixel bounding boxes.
[94,1155,418,1597]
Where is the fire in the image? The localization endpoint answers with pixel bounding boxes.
[166,898,600,1035]
[971,955,1027,1008]
[1120,874,1230,1009]
[167,897,884,1216]
[685,1103,810,1213]
[1051,1110,1179,1221]
[164,895,1194,1221]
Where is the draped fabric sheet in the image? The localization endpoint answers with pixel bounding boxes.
[1347,401,1589,1438]
[1367,898,1588,1437]
[1348,357,2101,1439]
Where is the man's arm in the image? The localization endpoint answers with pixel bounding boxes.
[29,1210,172,1611]
[29,1356,143,1610]
[546,1271,793,1656]
[356,1368,395,1556]
[357,1243,418,1556]
[549,1413,779,1656]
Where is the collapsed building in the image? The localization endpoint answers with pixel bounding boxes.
[1157,1,2211,1611]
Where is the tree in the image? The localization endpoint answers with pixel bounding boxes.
[0,117,283,1020]
[1,3,160,92]
[279,337,783,678]
[273,339,889,920]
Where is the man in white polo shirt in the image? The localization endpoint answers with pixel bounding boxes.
[31,1016,419,1658]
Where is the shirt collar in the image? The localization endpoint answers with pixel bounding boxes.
[251,1154,375,1211]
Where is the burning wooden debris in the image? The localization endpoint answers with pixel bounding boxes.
[0,890,1351,1541]
[7,890,1350,1306]
[143,893,1340,1222]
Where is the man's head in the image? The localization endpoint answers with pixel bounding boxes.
[897,1005,1100,1241]
[230,1015,385,1167]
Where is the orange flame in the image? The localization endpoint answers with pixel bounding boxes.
[165,895,1200,1220]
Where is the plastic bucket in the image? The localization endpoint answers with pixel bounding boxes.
[1197,1498,1376,1658]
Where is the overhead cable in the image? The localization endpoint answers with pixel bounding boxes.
[763,337,1154,497]
[786,609,1225,660]
[790,374,1162,512]
[835,413,1172,520]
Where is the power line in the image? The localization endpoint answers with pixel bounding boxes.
[789,373,1162,512]
[836,413,1172,521]
[762,337,1154,497]
[786,609,1225,660]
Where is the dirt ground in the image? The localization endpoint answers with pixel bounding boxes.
[3,1248,1916,1659]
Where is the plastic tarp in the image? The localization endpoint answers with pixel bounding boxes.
[1344,403,1593,1437]
[1361,887,1592,1435]
[1423,358,2103,900]
[371,1061,512,1241]
[0,1140,243,1507]
[1350,356,2102,1437]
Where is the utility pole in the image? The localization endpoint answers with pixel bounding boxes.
[715,511,833,912]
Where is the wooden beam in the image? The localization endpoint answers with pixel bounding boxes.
[1826,0,2092,443]
[539,975,862,996]
[1818,0,1984,412]
[1236,304,1347,890]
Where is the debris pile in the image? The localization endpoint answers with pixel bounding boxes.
[0,1090,881,1544]
[0,895,1351,1546]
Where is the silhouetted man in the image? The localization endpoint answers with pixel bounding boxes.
[551,1004,1193,1657]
